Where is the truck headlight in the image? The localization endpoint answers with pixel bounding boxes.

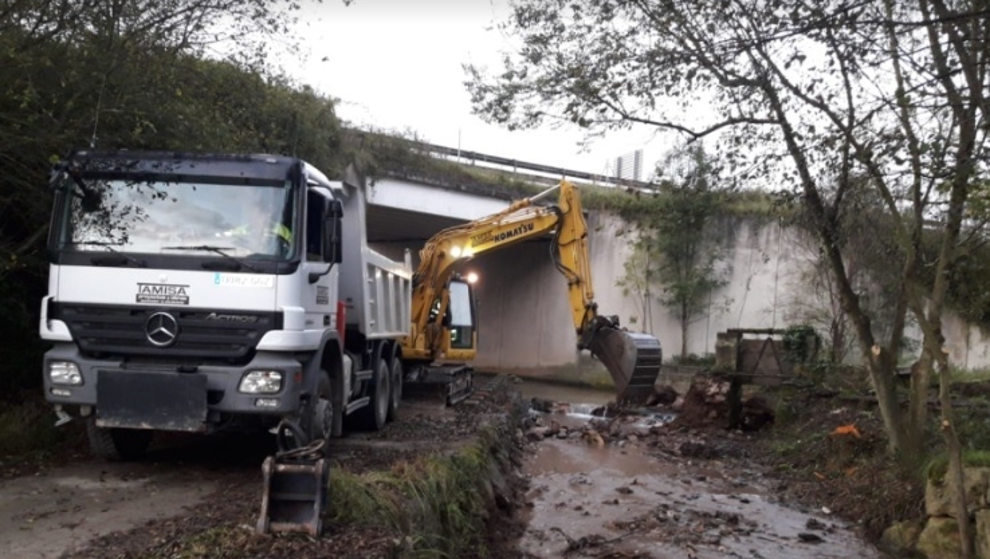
[239,370,283,394]
[49,361,82,385]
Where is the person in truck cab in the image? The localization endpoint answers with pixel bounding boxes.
[221,193,292,257]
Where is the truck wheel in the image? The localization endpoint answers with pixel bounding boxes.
[387,357,403,422]
[85,418,152,461]
[305,371,334,456]
[356,358,390,431]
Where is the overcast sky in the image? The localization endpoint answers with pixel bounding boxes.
[280,0,674,179]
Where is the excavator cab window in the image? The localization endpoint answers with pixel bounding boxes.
[447,280,475,350]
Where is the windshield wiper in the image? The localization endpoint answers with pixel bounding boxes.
[162,245,260,272]
[68,241,147,267]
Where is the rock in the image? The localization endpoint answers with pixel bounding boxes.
[582,430,605,448]
[616,486,633,495]
[647,385,679,406]
[925,466,990,517]
[797,532,824,543]
[976,510,990,559]
[590,403,620,418]
[916,516,963,559]
[805,518,826,531]
[740,395,775,431]
[679,441,720,460]
[555,428,569,439]
[616,422,649,439]
[880,518,924,555]
[530,397,555,413]
[525,427,550,440]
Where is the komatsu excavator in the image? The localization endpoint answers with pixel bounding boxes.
[400,179,663,404]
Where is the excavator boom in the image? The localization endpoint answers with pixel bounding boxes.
[402,180,663,403]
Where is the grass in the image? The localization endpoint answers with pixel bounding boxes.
[328,422,515,557]
[925,450,990,483]
[0,394,81,463]
[128,402,524,559]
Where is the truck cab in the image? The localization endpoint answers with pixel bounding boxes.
[40,151,411,459]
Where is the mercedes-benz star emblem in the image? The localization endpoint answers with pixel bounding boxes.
[145,312,179,347]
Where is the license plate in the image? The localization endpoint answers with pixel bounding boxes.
[97,371,207,432]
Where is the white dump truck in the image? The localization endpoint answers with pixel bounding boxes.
[39,150,412,460]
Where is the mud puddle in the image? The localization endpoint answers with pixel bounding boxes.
[515,383,884,558]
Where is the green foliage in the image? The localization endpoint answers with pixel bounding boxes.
[782,324,820,364]
[926,450,990,483]
[0,2,342,397]
[0,395,81,460]
[670,353,715,367]
[617,144,731,357]
[922,233,990,330]
[471,0,989,460]
[327,425,513,557]
[340,129,541,200]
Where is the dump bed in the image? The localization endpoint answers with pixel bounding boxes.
[335,173,412,340]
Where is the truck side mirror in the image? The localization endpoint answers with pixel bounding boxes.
[323,199,343,264]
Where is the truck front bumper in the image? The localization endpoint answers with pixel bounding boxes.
[42,343,305,431]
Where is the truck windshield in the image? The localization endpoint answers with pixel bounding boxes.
[56,177,295,259]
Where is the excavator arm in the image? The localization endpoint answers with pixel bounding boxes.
[402,180,662,403]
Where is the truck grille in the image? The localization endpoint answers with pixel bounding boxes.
[50,303,282,363]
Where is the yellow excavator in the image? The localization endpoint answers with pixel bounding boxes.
[400,179,663,404]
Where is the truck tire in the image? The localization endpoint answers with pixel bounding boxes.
[304,371,334,457]
[387,357,403,422]
[85,418,152,461]
[356,357,390,431]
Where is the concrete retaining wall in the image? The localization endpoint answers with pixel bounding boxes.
[373,210,990,375]
[467,212,990,375]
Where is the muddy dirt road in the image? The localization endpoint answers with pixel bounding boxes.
[0,392,499,559]
[0,460,216,558]
[514,382,887,559]
[0,431,268,559]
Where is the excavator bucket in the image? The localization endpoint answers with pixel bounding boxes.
[588,327,663,404]
[256,424,329,537]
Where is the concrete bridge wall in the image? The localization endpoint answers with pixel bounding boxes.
[466,211,990,378]
[370,193,990,378]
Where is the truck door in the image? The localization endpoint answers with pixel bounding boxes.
[303,187,339,331]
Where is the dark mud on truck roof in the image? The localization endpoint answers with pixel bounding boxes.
[61,150,334,188]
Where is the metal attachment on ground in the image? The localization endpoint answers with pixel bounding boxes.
[257,419,330,537]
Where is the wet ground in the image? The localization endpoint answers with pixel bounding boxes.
[513,379,885,559]
[0,377,890,558]
[0,460,215,559]
[0,394,475,559]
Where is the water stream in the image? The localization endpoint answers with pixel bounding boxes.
[514,378,885,559]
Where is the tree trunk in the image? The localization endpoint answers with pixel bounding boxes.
[866,347,908,455]
[905,349,934,461]
[937,350,973,558]
[680,302,688,360]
